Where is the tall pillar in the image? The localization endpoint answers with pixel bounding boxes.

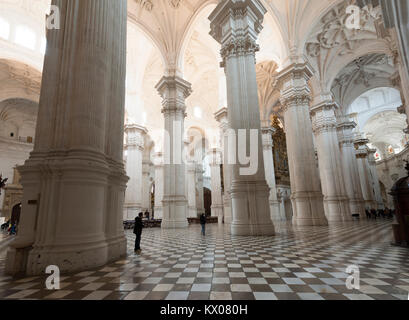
[337,118,366,218]
[354,136,376,209]
[124,124,147,220]
[6,0,128,275]
[155,76,190,228]
[368,148,385,209]
[153,152,164,219]
[209,0,275,236]
[196,163,205,215]
[208,148,224,224]
[261,127,281,221]
[141,156,152,212]
[310,99,351,222]
[186,160,197,218]
[215,108,232,225]
[276,63,328,226]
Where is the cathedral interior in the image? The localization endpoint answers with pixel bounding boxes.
[0,0,408,302]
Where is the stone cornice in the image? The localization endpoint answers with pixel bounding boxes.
[214,107,228,123]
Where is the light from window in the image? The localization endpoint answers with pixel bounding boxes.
[0,17,10,40]
[194,106,202,119]
[40,37,47,54]
[15,25,36,50]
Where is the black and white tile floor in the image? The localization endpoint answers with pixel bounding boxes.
[0,220,408,300]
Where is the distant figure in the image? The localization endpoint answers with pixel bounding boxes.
[134,212,144,255]
[9,223,17,235]
[144,210,150,220]
[200,213,206,236]
[365,209,371,219]
[370,208,377,220]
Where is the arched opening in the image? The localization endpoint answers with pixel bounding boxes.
[203,187,212,217]
[10,202,21,226]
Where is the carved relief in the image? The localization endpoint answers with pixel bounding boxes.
[169,0,182,9]
[306,1,383,58]
[136,0,153,11]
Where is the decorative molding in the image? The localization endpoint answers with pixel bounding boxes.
[136,0,153,11]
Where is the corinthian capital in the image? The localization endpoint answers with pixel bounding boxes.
[275,62,314,111]
[209,0,266,67]
[155,76,192,115]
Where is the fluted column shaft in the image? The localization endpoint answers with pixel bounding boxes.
[311,100,351,222]
[368,149,385,209]
[124,124,147,220]
[337,119,366,218]
[276,63,327,226]
[209,0,275,236]
[155,76,190,228]
[196,163,205,215]
[209,149,224,224]
[153,152,164,219]
[215,108,232,225]
[187,161,198,218]
[354,137,376,209]
[141,158,151,212]
[261,127,281,221]
[6,0,128,276]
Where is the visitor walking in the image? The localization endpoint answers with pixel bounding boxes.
[200,213,206,236]
[134,212,144,255]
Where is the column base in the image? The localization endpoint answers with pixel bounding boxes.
[211,205,224,224]
[161,195,188,229]
[230,180,275,236]
[348,199,366,218]
[6,236,127,276]
[291,191,328,226]
[154,207,163,219]
[223,202,232,225]
[123,206,142,220]
[188,207,197,218]
[269,200,282,222]
[324,197,352,222]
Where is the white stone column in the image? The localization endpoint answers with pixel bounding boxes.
[208,148,224,224]
[124,124,147,220]
[153,152,164,219]
[276,63,328,226]
[155,76,190,228]
[6,0,128,276]
[210,0,275,236]
[354,136,376,209]
[337,118,366,218]
[261,127,281,221]
[310,99,351,222]
[368,148,385,209]
[215,108,232,225]
[141,156,151,212]
[196,163,205,215]
[186,160,197,218]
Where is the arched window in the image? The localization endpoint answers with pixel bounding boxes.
[0,17,10,40]
[14,25,36,50]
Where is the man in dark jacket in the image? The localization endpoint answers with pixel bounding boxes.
[134,212,144,254]
[200,213,206,236]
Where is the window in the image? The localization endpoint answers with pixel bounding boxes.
[14,25,36,50]
[194,106,202,119]
[0,17,10,40]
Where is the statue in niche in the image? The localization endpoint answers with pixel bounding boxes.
[271,115,290,186]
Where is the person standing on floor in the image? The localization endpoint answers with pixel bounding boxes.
[134,212,144,254]
[200,213,206,236]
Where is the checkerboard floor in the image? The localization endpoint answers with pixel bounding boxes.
[0,220,409,300]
